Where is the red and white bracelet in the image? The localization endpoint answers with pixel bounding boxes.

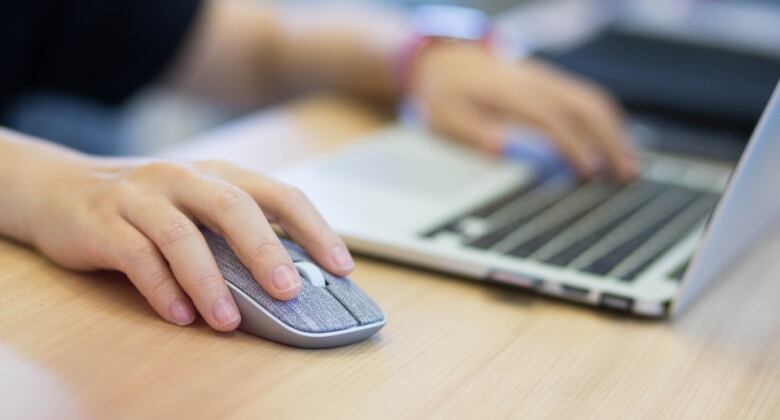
[390,33,496,95]
[388,6,496,96]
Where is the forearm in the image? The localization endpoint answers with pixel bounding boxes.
[0,128,89,244]
[272,3,410,105]
[167,0,410,109]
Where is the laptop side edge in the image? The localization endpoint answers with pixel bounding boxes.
[672,81,780,316]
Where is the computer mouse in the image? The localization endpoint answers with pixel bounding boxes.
[202,229,386,348]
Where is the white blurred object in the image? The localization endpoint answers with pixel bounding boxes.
[0,346,91,420]
[618,0,780,55]
[118,88,233,155]
[496,0,612,51]
[495,0,780,57]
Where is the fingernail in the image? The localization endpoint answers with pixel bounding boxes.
[212,297,240,326]
[169,300,194,326]
[272,265,300,291]
[331,245,355,271]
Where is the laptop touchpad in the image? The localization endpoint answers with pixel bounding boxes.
[323,129,523,197]
[277,127,530,234]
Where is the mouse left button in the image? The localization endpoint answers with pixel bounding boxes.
[202,229,359,333]
[280,239,308,262]
[295,261,326,287]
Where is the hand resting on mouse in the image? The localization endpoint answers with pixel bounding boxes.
[0,128,355,332]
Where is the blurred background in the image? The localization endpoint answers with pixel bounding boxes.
[5,0,780,156]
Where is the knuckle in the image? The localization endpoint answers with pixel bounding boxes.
[249,239,283,262]
[196,159,234,175]
[88,180,137,212]
[144,268,175,300]
[158,215,198,248]
[137,161,194,180]
[113,179,139,198]
[580,86,617,111]
[192,272,225,293]
[122,239,158,271]
[211,186,253,214]
[277,185,308,208]
[539,115,570,137]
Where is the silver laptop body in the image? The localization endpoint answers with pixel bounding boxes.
[278,83,780,317]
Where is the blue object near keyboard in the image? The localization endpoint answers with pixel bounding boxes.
[502,128,574,179]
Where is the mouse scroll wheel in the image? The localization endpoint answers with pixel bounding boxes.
[294,261,327,287]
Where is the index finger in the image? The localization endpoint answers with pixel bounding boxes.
[197,161,356,277]
[173,175,303,301]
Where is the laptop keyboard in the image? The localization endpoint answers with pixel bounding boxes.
[423,174,720,281]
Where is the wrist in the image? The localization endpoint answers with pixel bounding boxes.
[0,130,93,245]
[389,6,494,96]
[272,5,411,103]
[391,35,493,96]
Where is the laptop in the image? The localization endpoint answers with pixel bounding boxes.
[277,81,780,318]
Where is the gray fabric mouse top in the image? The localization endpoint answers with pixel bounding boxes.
[203,229,384,334]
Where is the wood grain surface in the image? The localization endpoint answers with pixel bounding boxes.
[1,95,778,420]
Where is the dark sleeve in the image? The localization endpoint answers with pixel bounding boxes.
[0,0,203,107]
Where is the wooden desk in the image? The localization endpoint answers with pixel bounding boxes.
[1,95,779,419]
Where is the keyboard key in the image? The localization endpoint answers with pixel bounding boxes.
[508,192,610,257]
[616,195,719,280]
[469,182,538,219]
[542,180,665,265]
[421,221,460,238]
[467,178,583,249]
[422,174,566,238]
[581,190,705,277]
[491,180,619,252]
[670,259,691,281]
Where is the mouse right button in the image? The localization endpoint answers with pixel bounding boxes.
[322,272,385,325]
